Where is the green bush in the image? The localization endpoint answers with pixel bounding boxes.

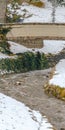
[6,14,21,23]
[0,52,49,73]
[0,41,12,55]
[0,27,11,36]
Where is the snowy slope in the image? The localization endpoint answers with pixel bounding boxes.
[49,59,65,88]
[7,1,65,23]
[0,93,54,130]
[8,41,31,54]
[0,40,65,59]
[0,52,16,59]
[0,52,10,59]
[55,6,65,23]
[8,40,65,54]
[35,40,65,54]
[7,1,52,23]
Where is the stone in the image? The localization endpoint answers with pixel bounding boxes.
[60,128,65,130]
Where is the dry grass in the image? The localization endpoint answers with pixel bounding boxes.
[44,66,65,100]
[44,84,65,100]
[29,1,45,8]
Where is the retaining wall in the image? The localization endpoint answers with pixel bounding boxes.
[2,23,65,48]
[7,37,43,48]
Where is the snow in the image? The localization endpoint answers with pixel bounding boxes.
[8,41,31,54]
[55,6,65,23]
[0,93,53,130]
[0,52,16,59]
[35,40,65,54]
[49,59,65,88]
[0,52,10,59]
[7,1,65,23]
[19,3,52,23]
[7,2,52,23]
[8,40,65,54]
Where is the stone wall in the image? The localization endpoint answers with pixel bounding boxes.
[7,37,43,48]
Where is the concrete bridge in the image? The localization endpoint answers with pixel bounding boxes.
[6,23,65,40]
[2,23,65,48]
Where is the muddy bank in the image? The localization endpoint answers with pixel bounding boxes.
[0,68,65,130]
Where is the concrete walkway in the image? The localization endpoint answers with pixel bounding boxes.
[6,23,65,40]
[0,0,7,23]
[0,69,65,130]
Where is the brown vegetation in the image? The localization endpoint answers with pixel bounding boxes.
[29,1,45,8]
[7,0,45,7]
[44,84,65,100]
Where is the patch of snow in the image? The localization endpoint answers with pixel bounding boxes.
[49,59,65,88]
[55,6,65,23]
[39,40,65,54]
[7,1,65,23]
[0,52,10,59]
[19,3,52,23]
[8,40,65,54]
[7,2,52,23]
[8,41,31,54]
[0,52,16,59]
[0,70,14,75]
[41,0,52,8]
[0,93,53,130]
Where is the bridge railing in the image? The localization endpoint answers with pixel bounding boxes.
[1,22,65,26]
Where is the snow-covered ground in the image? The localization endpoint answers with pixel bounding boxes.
[8,41,31,54]
[7,1,52,23]
[0,93,54,130]
[0,52,10,59]
[1,40,65,59]
[49,59,65,88]
[55,6,65,23]
[8,40,65,54]
[35,40,65,54]
[7,1,65,23]
[7,0,53,22]
[0,52,16,59]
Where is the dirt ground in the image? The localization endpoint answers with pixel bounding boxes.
[0,68,65,130]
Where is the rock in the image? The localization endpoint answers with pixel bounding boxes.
[60,128,65,130]
[15,81,21,85]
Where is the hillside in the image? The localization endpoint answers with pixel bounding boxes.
[0,0,65,130]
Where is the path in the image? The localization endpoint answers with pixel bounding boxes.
[0,69,65,130]
[0,0,7,23]
[6,23,65,40]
